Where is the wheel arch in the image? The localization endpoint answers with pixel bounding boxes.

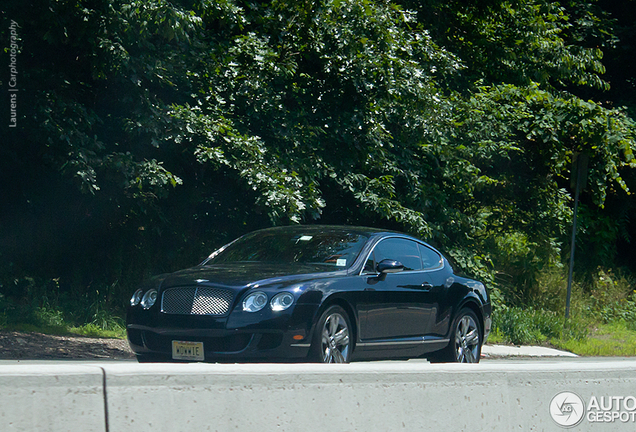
[310,296,358,351]
[456,298,485,343]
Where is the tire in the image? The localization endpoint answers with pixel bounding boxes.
[308,305,352,363]
[429,308,482,363]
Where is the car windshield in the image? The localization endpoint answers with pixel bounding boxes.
[205,229,369,269]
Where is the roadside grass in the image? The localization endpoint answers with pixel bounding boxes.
[490,312,636,356]
[1,322,126,339]
[490,269,636,356]
[489,306,588,346]
[553,322,636,357]
[0,282,127,340]
[69,323,126,339]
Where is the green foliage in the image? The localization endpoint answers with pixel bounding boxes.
[492,306,587,345]
[406,0,614,90]
[491,267,636,354]
[0,277,126,338]
[585,271,636,329]
[69,323,126,339]
[1,0,636,335]
[450,82,636,302]
[556,322,636,356]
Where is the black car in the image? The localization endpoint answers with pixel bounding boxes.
[127,225,491,363]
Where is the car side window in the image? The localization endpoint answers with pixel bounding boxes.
[418,243,442,270]
[372,238,422,271]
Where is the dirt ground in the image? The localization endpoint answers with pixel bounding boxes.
[0,330,135,360]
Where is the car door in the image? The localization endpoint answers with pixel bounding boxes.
[359,237,445,342]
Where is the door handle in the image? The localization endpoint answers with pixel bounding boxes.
[420,283,433,291]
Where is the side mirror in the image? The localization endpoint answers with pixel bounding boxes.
[376,259,405,274]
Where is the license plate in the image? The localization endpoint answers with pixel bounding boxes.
[172,341,204,361]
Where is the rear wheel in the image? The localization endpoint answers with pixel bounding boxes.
[429,308,481,363]
[309,305,352,363]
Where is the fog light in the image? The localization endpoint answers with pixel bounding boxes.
[141,289,158,309]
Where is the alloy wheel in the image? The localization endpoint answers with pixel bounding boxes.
[320,312,351,363]
[454,314,480,363]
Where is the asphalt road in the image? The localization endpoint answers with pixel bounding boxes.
[0,342,632,365]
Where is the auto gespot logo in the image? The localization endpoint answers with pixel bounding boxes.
[550,391,636,428]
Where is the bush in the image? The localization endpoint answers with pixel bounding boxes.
[585,271,636,330]
[0,276,126,337]
[492,307,587,345]
[491,267,635,351]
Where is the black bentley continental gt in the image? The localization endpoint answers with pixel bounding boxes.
[127,225,491,363]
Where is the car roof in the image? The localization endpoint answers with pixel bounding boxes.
[249,224,408,238]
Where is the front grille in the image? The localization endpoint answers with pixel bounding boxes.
[161,287,234,316]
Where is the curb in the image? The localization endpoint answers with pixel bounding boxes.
[482,344,578,358]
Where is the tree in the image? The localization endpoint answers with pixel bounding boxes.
[1,0,635,315]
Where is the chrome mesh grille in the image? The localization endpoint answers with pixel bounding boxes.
[161,287,234,316]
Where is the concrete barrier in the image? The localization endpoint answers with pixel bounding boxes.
[101,361,636,431]
[0,365,106,432]
[2,361,636,431]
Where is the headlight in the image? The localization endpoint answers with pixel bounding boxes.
[270,292,294,311]
[243,292,267,312]
[130,288,144,307]
[141,289,158,309]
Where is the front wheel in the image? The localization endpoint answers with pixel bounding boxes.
[429,308,482,363]
[308,305,352,363]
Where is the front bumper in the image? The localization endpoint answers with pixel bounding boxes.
[127,326,312,361]
[126,303,320,361]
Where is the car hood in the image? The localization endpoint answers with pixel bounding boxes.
[159,262,347,290]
